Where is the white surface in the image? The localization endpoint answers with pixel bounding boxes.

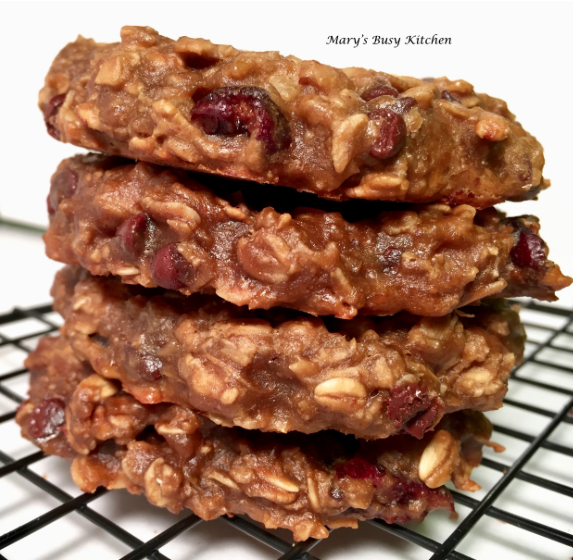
[0,0,572,292]
[0,227,62,315]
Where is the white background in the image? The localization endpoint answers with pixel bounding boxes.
[0,1,571,308]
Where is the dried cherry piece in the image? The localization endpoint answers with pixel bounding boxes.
[28,398,66,440]
[386,383,441,438]
[387,383,430,425]
[382,246,402,269]
[390,477,450,511]
[336,458,385,486]
[150,243,189,290]
[389,477,448,505]
[116,212,151,257]
[441,90,460,103]
[391,97,418,115]
[47,168,78,215]
[362,85,399,101]
[368,107,407,160]
[390,479,454,510]
[391,478,427,502]
[138,354,163,381]
[43,93,66,140]
[190,86,291,154]
[510,223,546,272]
[405,398,443,439]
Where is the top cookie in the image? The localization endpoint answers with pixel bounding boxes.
[40,26,545,207]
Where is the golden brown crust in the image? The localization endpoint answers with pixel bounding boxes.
[17,335,495,541]
[44,156,571,319]
[51,266,525,439]
[40,26,546,207]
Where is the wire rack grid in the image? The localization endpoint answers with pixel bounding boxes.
[0,299,571,560]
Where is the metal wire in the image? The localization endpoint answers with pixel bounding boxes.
[0,299,571,559]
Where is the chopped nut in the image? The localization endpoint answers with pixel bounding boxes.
[269,74,300,102]
[372,356,394,388]
[182,356,225,399]
[299,60,353,92]
[475,114,510,142]
[331,114,368,174]
[440,100,470,119]
[95,53,140,87]
[219,338,257,367]
[401,86,434,109]
[237,231,293,284]
[345,172,408,199]
[174,36,238,62]
[82,374,118,400]
[455,366,497,397]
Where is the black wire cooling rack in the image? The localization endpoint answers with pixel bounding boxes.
[0,299,571,560]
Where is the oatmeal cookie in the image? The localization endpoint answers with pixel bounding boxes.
[45,155,571,319]
[40,26,546,207]
[51,266,524,440]
[17,334,497,541]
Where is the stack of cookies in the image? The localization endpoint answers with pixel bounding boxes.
[17,26,571,541]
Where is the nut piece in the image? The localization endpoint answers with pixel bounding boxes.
[80,374,119,401]
[95,53,140,86]
[401,85,435,110]
[475,114,509,142]
[418,429,460,488]
[269,74,300,102]
[344,171,407,199]
[237,231,292,284]
[331,114,368,173]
